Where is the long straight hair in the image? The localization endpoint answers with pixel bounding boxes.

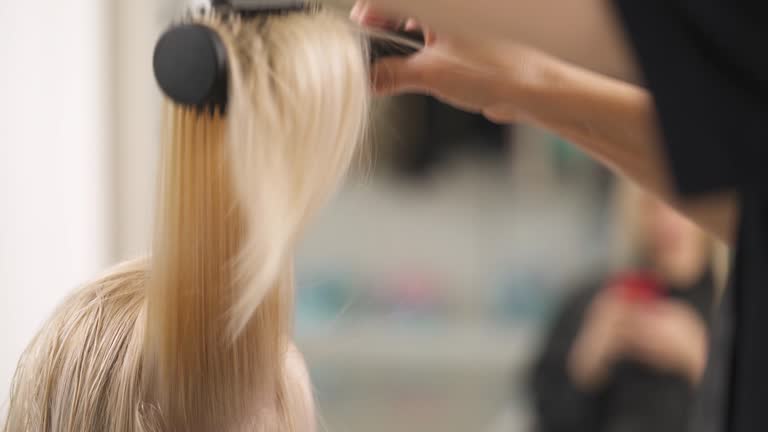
[4,7,369,432]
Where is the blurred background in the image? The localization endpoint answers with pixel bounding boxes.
[0,1,723,431]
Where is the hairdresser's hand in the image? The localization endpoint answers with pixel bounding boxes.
[568,290,629,391]
[351,3,542,123]
[620,300,709,386]
[569,291,709,391]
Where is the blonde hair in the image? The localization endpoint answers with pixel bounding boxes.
[4,7,368,432]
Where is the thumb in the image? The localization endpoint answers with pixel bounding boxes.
[371,55,430,96]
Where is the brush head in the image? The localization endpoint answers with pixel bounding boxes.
[153,0,310,113]
[153,0,424,112]
[153,23,229,114]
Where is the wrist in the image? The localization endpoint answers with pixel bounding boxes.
[680,332,708,386]
[567,340,617,392]
[495,47,583,128]
[472,44,551,124]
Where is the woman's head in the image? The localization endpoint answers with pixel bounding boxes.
[4,261,150,432]
[5,6,368,431]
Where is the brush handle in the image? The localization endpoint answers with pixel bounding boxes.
[212,0,308,12]
[370,30,425,62]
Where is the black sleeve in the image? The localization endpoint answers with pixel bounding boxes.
[611,0,768,196]
[530,287,601,432]
[688,290,733,432]
[605,364,695,432]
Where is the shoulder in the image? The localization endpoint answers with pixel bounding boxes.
[285,343,316,431]
[286,343,312,391]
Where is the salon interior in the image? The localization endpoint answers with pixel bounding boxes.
[1,1,723,431]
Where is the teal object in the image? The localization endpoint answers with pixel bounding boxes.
[493,273,556,324]
[295,273,354,331]
[551,135,588,163]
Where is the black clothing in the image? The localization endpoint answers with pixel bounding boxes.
[690,289,733,432]
[531,271,715,432]
[610,2,768,430]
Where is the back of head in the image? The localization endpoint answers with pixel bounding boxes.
[4,261,151,431]
[4,6,368,432]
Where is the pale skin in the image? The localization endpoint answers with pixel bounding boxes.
[352,4,739,244]
[287,344,316,430]
[353,0,639,80]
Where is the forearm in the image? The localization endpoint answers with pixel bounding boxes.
[364,0,639,80]
[509,54,738,243]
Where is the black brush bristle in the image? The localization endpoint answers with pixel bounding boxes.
[370,30,424,62]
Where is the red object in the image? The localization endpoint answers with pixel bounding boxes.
[607,271,665,304]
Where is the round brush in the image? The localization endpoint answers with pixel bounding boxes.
[153,0,424,113]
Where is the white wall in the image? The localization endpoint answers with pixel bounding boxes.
[114,0,166,260]
[0,0,112,404]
